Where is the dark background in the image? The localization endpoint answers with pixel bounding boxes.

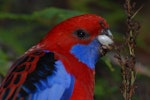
[0,0,150,100]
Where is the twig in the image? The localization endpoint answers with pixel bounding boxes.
[115,0,142,100]
[131,4,144,19]
[107,53,150,78]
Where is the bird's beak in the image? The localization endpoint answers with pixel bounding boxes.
[97,29,114,55]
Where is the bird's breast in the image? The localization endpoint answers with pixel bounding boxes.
[54,52,95,100]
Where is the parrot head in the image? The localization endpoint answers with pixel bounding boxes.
[39,14,113,69]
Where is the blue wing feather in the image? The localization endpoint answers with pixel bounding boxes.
[0,50,74,100]
[30,60,75,100]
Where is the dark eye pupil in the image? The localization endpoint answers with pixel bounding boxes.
[74,29,89,39]
[77,30,85,38]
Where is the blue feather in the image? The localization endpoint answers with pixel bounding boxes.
[29,60,74,100]
[12,50,75,100]
[70,39,102,69]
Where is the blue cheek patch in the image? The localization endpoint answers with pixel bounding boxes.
[70,39,101,69]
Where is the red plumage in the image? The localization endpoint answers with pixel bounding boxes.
[0,14,112,100]
[38,14,108,99]
[38,14,109,100]
[0,51,45,99]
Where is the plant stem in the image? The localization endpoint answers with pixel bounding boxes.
[115,0,141,100]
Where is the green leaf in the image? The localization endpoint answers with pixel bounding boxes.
[101,56,115,72]
[0,7,83,24]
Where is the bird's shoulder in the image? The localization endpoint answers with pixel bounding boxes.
[0,49,74,100]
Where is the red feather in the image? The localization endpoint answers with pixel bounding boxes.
[0,51,45,99]
[0,14,111,100]
[37,14,108,99]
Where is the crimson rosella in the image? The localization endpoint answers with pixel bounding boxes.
[0,14,113,100]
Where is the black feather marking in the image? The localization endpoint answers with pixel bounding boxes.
[14,56,29,68]
[8,88,18,100]
[19,50,57,97]
[2,88,10,100]
[3,75,13,88]
[11,56,29,73]
[23,81,37,92]
[27,57,34,62]
[14,74,21,84]
[33,51,43,55]
[15,65,26,72]
[1,50,57,100]
[19,88,28,97]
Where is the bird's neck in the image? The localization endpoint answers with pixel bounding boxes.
[54,52,95,99]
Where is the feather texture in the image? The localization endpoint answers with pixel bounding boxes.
[0,50,74,100]
[0,14,113,100]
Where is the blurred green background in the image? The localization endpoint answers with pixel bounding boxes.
[0,0,150,100]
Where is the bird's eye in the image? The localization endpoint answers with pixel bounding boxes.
[74,29,89,39]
